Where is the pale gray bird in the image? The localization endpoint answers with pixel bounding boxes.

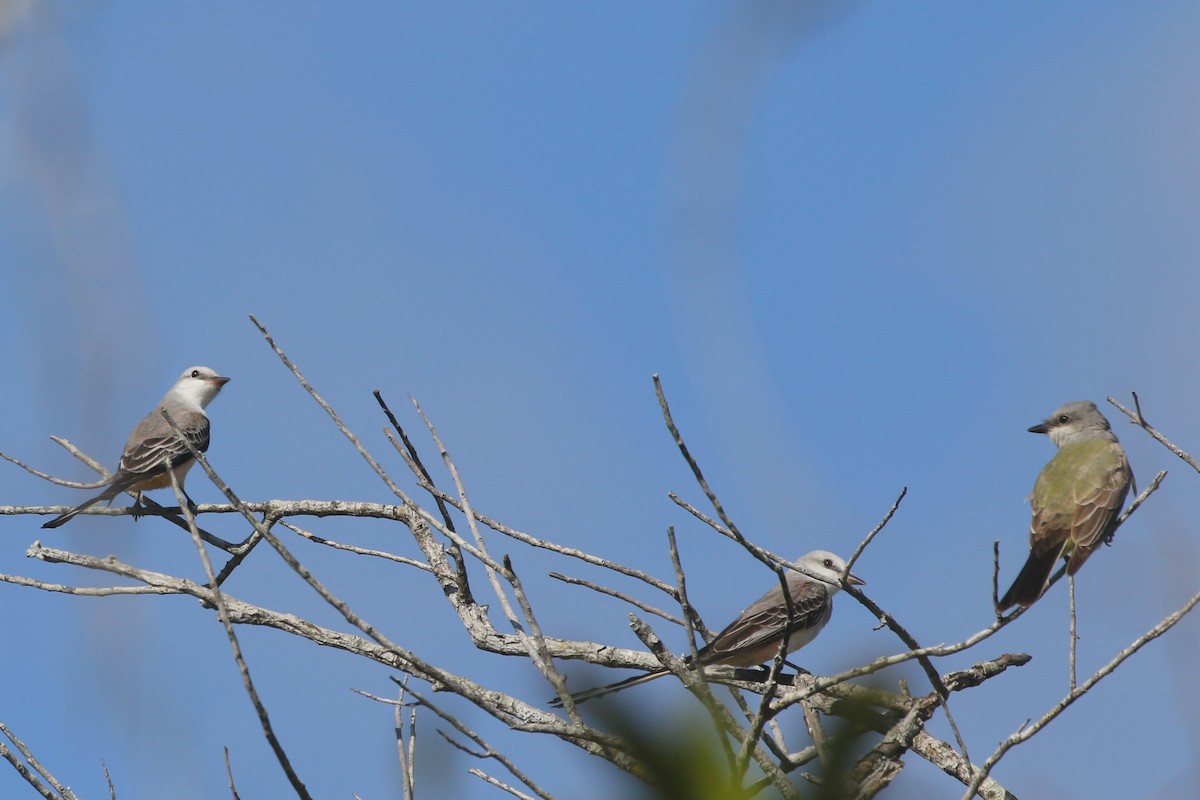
[552,550,864,706]
[998,401,1132,610]
[42,366,231,529]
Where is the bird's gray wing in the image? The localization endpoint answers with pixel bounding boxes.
[697,576,830,666]
[115,408,210,482]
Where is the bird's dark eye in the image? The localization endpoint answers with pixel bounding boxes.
[1058,415,1070,424]
[823,559,834,568]
[191,370,201,378]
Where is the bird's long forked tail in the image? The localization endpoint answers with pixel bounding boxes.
[549,668,671,708]
[41,485,124,529]
[998,548,1060,611]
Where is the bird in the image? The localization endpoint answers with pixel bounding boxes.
[551,549,863,706]
[998,400,1132,610]
[42,366,231,529]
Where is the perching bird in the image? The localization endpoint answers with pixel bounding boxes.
[552,549,863,706]
[42,366,230,529]
[998,400,1132,610]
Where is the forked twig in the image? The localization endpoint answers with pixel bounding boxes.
[1108,393,1200,472]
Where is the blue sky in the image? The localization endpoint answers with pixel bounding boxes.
[2,2,1199,798]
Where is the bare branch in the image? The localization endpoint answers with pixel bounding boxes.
[734,566,795,784]
[279,518,432,572]
[378,680,418,800]
[1108,393,1200,472]
[375,389,473,605]
[424,482,684,597]
[0,446,107,489]
[370,683,559,800]
[965,584,1200,798]
[0,573,177,596]
[164,453,312,800]
[223,748,241,800]
[468,769,538,800]
[547,571,686,626]
[250,314,412,502]
[846,487,906,577]
[0,499,419,524]
[1068,577,1078,692]
[503,555,577,718]
[0,721,74,800]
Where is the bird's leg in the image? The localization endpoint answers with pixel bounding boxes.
[783,659,811,675]
[130,493,147,521]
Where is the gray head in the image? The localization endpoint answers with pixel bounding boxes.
[792,550,865,592]
[1029,401,1116,448]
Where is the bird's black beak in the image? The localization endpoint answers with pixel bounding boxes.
[845,572,865,587]
[1028,420,1050,434]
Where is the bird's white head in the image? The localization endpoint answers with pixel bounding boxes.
[169,366,231,410]
[1029,400,1116,448]
[793,550,865,592]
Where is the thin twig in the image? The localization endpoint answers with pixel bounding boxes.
[250,315,412,502]
[846,487,906,577]
[1068,576,1078,692]
[503,555,577,718]
[0,447,107,488]
[390,679,417,800]
[280,519,432,572]
[666,527,707,660]
[1114,470,1167,528]
[661,532,735,773]
[654,376,776,572]
[383,426,475,592]
[376,389,472,604]
[214,529,266,586]
[407,395,583,722]
[163,446,312,800]
[467,769,538,800]
[733,567,794,784]
[963,583,1200,798]
[548,572,685,626]
[1108,393,1200,472]
[374,391,460,534]
[664,528,798,767]
[223,748,241,800]
[365,683,560,800]
[418,481,683,598]
[991,542,1003,618]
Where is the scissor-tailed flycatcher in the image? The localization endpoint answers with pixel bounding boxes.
[998,401,1132,610]
[552,550,863,706]
[42,366,230,529]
